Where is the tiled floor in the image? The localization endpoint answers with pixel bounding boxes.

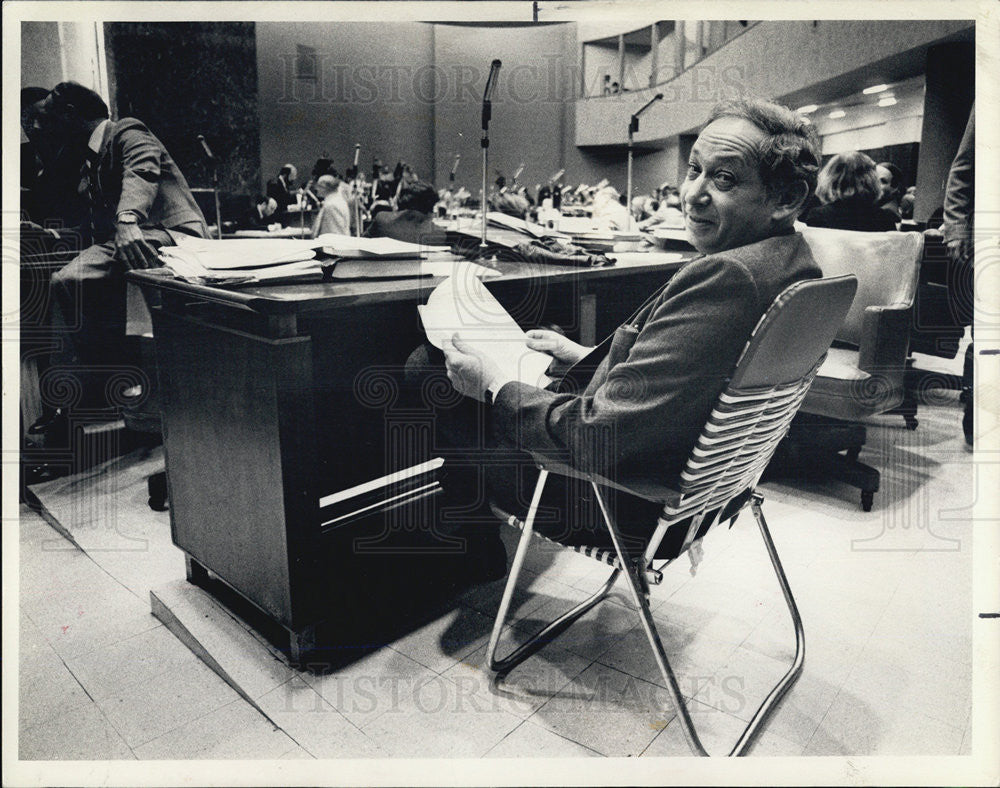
[15,380,990,771]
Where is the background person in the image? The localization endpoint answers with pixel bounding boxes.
[804,151,898,232]
[27,81,207,438]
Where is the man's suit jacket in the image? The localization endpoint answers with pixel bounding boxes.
[89,118,207,242]
[266,176,295,213]
[366,209,446,246]
[490,231,823,499]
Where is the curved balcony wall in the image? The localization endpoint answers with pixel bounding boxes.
[575,19,974,149]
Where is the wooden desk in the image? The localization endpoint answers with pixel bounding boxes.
[129,253,690,660]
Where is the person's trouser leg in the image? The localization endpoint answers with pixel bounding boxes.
[47,230,176,412]
[403,343,509,579]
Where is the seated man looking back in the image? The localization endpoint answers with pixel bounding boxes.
[418,98,824,578]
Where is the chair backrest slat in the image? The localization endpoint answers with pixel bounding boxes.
[657,275,858,540]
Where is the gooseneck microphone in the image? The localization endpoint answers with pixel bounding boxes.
[629,93,664,133]
[197,134,222,238]
[197,134,215,160]
[482,59,502,130]
[480,59,502,251]
[627,93,664,231]
[450,154,461,182]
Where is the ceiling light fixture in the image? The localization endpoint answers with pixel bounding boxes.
[828,109,846,119]
[863,84,889,95]
[878,96,897,107]
[796,104,818,114]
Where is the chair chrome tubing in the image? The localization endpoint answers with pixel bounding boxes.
[591,482,710,757]
[726,493,806,756]
[486,470,621,675]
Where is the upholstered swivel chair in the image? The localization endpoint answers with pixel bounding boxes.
[901,229,974,422]
[486,274,858,757]
[781,227,924,510]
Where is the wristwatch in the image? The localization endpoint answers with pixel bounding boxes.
[116,211,140,224]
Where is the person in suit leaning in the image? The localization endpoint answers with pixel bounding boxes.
[411,98,824,579]
[27,82,207,435]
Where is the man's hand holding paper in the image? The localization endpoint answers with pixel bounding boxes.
[418,264,554,398]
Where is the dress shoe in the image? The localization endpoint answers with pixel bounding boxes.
[24,462,69,485]
[28,408,67,436]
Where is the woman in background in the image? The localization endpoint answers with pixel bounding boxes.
[804,151,898,232]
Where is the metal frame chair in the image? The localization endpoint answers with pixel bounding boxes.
[485,274,858,756]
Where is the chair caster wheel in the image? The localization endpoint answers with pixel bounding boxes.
[148,496,168,512]
[861,491,874,511]
[147,471,168,511]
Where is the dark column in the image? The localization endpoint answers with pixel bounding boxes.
[914,42,974,225]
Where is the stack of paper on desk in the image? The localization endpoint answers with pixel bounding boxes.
[417,263,552,389]
[158,236,323,284]
[316,233,450,259]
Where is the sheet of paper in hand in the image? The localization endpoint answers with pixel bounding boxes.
[417,263,553,389]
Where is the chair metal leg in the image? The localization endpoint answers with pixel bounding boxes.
[727,492,806,755]
[594,487,804,757]
[590,483,709,757]
[486,469,620,675]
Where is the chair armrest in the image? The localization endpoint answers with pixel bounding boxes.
[858,302,912,375]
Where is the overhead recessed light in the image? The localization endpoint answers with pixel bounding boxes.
[878,96,897,107]
[828,109,846,119]
[796,104,819,114]
[863,84,889,95]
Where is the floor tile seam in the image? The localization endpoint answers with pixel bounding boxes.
[32,498,150,603]
[479,717,530,757]
[129,696,264,756]
[115,694,271,751]
[36,614,165,662]
[638,703,729,758]
[590,643,747,703]
[277,743,316,760]
[61,645,199,706]
[495,716,607,758]
[347,668,475,733]
[483,646,596,716]
[882,691,973,730]
[17,684,104,736]
[265,675,389,751]
[801,681,848,753]
[257,686,375,760]
[258,669,380,741]
[46,654,142,759]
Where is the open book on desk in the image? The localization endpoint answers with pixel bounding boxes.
[417,263,553,389]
